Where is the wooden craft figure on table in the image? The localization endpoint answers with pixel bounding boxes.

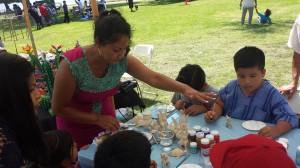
[161,153,170,168]
[226,115,232,128]
[136,111,152,130]
[171,117,182,139]
[178,126,189,149]
[132,113,143,125]
[179,114,189,131]
[158,112,167,131]
[152,119,159,131]
[170,148,187,158]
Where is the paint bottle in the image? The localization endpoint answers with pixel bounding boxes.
[201,127,210,136]
[296,146,300,166]
[210,130,220,143]
[200,138,210,157]
[278,138,289,150]
[196,132,205,149]
[189,142,198,154]
[205,134,216,148]
[193,125,202,133]
[188,130,196,142]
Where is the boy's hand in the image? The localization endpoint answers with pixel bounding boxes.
[258,126,281,139]
[185,105,207,116]
[204,110,218,122]
[175,100,185,110]
[259,121,293,139]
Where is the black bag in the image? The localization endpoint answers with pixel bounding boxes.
[114,80,145,112]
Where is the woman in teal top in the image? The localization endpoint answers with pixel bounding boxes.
[52,9,215,149]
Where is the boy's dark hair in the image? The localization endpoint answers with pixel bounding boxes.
[265,9,271,17]
[94,130,151,168]
[234,46,265,71]
[42,130,74,167]
[94,9,132,56]
[0,52,50,164]
[176,64,206,91]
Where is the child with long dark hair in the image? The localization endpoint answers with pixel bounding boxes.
[0,52,50,166]
[172,64,219,116]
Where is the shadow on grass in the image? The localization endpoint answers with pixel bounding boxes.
[142,97,162,107]
[222,19,295,34]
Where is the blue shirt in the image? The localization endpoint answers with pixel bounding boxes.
[258,12,271,24]
[219,80,298,128]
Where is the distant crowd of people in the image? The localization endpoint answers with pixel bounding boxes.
[11,0,107,30]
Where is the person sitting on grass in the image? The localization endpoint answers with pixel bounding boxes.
[94,130,157,168]
[204,46,298,139]
[171,64,219,116]
[256,8,272,24]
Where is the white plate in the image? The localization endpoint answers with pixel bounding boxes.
[178,164,202,168]
[157,105,176,113]
[142,132,152,141]
[242,120,266,131]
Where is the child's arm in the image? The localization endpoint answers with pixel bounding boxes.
[255,8,258,14]
[258,121,293,139]
[204,98,224,123]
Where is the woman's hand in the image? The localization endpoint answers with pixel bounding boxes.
[96,115,120,132]
[185,105,207,116]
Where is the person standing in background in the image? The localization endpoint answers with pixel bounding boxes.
[75,0,84,17]
[279,14,300,98]
[63,1,70,23]
[240,0,257,25]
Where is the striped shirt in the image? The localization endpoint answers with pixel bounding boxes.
[219,80,298,128]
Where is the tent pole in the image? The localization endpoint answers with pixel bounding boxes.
[22,0,38,57]
[91,0,99,21]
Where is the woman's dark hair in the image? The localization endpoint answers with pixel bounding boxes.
[41,130,74,168]
[94,9,132,56]
[0,52,50,163]
[176,64,206,91]
[234,46,265,71]
[94,130,151,168]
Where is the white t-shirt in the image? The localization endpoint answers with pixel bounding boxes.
[288,14,300,54]
[242,0,255,8]
[77,0,83,9]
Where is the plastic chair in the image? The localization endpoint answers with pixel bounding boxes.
[284,88,300,128]
[122,44,158,100]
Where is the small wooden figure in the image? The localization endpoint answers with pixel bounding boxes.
[178,127,189,149]
[226,115,232,128]
[161,153,170,168]
[170,148,187,158]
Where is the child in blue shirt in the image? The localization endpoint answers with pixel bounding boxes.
[256,8,272,24]
[205,46,298,139]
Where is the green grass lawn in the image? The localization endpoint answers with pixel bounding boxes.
[3,0,300,107]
